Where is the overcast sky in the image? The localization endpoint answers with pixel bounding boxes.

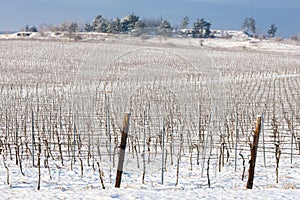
[0,0,299,37]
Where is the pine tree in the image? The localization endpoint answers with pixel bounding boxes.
[242,17,256,36]
[92,15,108,32]
[25,25,30,32]
[267,24,277,38]
[193,18,211,38]
[68,22,78,33]
[181,16,189,29]
[29,26,38,32]
[121,13,139,33]
[158,20,172,37]
[249,18,256,34]
[133,21,146,36]
[84,23,93,32]
[242,17,250,32]
[107,18,122,34]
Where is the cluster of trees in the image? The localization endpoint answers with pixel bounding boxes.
[84,13,146,36]
[30,13,212,38]
[242,17,278,38]
[22,13,278,39]
[21,25,38,32]
[83,14,213,38]
[38,21,81,33]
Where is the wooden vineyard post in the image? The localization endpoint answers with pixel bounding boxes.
[161,117,165,185]
[234,108,238,172]
[115,113,131,188]
[32,110,35,167]
[142,110,146,184]
[37,139,42,190]
[246,115,262,189]
[291,112,294,165]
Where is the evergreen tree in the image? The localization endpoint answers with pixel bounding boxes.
[107,18,122,34]
[158,19,172,37]
[92,15,102,30]
[267,24,277,38]
[121,13,139,33]
[242,17,256,35]
[241,18,249,32]
[68,22,78,33]
[181,16,189,29]
[92,15,108,32]
[249,18,256,34]
[25,25,30,32]
[192,18,211,38]
[84,23,93,32]
[24,25,38,32]
[132,20,146,36]
[99,21,108,33]
[29,26,38,32]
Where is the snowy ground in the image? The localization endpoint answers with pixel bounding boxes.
[1,33,300,199]
[1,31,300,55]
[1,150,300,200]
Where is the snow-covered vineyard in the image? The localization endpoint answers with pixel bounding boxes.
[0,36,300,199]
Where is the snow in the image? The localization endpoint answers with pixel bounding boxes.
[1,149,300,199]
[1,31,300,55]
[1,32,300,199]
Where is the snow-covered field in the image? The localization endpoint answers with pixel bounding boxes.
[0,33,300,199]
[1,151,300,199]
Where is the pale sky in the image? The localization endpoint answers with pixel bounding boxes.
[0,0,299,37]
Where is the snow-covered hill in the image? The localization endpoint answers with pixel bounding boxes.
[1,31,300,55]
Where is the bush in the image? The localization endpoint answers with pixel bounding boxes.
[291,35,300,41]
[275,37,283,42]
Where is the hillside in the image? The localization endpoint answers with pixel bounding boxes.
[1,31,300,55]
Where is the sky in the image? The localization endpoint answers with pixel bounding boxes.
[0,0,299,38]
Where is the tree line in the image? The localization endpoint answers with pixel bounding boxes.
[241,17,277,38]
[24,13,278,38]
